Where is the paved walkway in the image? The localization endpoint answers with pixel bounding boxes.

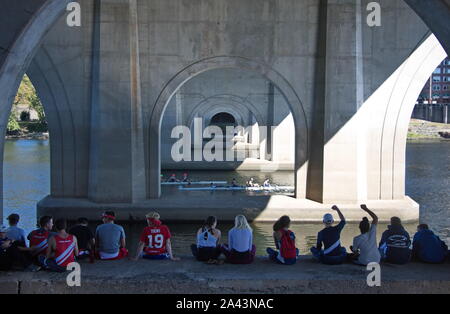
[1,256,449,294]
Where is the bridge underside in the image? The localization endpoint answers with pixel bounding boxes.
[1,0,449,222]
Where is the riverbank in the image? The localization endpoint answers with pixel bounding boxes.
[5,132,49,140]
[408,119,450,139]
[0,256,449,294]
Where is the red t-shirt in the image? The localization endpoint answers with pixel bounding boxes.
[140,225,171,255]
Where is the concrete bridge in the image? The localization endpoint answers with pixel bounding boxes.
[0,0,449,223]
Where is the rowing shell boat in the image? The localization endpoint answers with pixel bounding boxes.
[162,181,227,186]
[178,185,294,191]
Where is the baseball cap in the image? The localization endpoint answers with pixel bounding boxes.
[323,213,334,224]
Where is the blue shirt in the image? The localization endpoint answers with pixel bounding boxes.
[96,223,126,254]
[413,229,448,263]
[228,228,253,253]
[6,226,26,243]
[316,221,346,256]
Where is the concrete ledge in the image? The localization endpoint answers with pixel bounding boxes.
[38,195,419,223]
[1,256,449,294]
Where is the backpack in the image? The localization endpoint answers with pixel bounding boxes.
[280,230,297,259]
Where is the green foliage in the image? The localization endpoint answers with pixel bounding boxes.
[19,121,48,133]
[7,75,46,135]
[29,91,45,122]
[7,110,20,133]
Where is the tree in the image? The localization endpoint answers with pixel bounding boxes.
[29,92,45,122]
[7,109,20,133]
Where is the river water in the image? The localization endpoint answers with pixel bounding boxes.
[2,139,449,255]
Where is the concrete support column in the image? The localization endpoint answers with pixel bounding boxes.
[259,127,267,161]
[88,0,145,203]
[322,0,366,203]
[308,0,366,203]
[444,105,448,124]
[266,82,275,161]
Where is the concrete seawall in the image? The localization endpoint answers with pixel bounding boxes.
[37,195,420,223]
[1,257,449,294]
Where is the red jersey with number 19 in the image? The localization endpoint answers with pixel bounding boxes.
[140,225,171,255]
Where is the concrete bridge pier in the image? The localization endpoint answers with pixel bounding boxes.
[1,0,449,223]
[88,0,146,204]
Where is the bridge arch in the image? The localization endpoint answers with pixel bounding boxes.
[0,0,71,219]
[148,56,309,199]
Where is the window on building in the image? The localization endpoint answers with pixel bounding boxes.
[444,77,450,82]
[443,85,449,91]
[433,85,441,91]
[433,68,442,74]
[433,76,441,82]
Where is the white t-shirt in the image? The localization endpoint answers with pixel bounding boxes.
[352,224,381,265]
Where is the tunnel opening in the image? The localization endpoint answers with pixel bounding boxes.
[158,67,297,199]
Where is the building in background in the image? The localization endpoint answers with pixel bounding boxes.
[413,57,450,123]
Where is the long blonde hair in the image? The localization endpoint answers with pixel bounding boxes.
[234,215,252,231]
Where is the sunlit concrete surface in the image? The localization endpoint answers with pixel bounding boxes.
[38,195,419,223]
[0,257,449,294]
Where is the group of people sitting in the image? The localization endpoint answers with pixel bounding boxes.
[0,205,448,272]
[310,205,449,266]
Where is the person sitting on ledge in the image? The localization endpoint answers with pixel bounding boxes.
[39,219,78,273]
[266,215,299,265]
[246,178,259,187]
[95,211,128,260]
[69,217,95,263]
[28,216,56,262]
[350,205,381,266]
[310,205,347,265]
[191,216,222,264]
[133,212,179,261]
[220,215,256,264]
[379,217,411,265]
[412,224,448,264]
[6,214,26,246]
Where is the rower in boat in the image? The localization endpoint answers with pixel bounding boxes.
[246,178,259,187]
[231,178,239,187]
[181,173,191,184]
[167,174,179,183]
[263,179,271,188]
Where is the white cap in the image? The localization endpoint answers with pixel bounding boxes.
[323,214,334,224]
[0,225,7,233]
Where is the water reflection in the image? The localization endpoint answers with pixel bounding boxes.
[2,139,449,251]
[117,221,416,256]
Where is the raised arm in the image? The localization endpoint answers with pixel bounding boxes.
[360,204,378,225]
[332,205,345,223]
